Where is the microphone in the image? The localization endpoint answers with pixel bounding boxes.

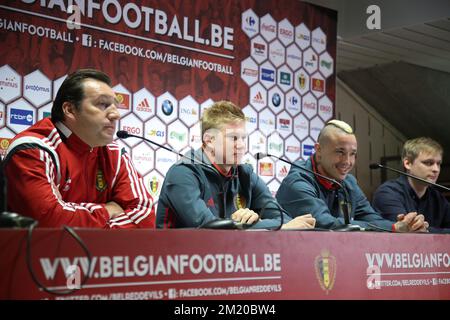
[1,150,37,228]
[116,130,249,230]
[256,152,361,231]
[370,163,450,191]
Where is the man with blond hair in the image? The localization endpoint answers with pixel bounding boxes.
[156,100,316,229]
[276,119,428,232]
[373,137,450,233]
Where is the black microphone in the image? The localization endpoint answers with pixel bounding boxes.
[1,150,37,228]
[256,152,362,231]
[370,163,450,191]
[117,130,250,230]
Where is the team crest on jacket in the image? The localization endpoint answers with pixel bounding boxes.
[314,249,337,294]
[96,170,107,191]
[233,194,246,210]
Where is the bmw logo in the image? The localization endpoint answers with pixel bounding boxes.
[272,93,281,107]
[162,99,173,116]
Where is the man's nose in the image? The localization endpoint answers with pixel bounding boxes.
[107,104,120,120]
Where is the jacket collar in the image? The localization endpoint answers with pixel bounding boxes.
[55,121,96,154]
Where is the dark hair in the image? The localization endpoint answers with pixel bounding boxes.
[51,69,111,122]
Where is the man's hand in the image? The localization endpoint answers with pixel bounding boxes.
[105,201,124,219]
[395,212,428,232]
[281,214,316,229]
[231,208,260,225]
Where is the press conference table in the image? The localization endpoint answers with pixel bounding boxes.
[0,228,449,300]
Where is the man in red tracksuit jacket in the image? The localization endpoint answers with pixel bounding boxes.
[4,69,155,228]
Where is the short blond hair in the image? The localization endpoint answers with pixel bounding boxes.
[318,119,354,145]
[201,100,245,137]
[402,137,443,162]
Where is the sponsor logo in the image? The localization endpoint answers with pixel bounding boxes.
[297,33,310,41]
[289,96,299,106]
[157,157,175,163]
[261,23,276,33]
[270,48,283,58]
[321,60,332,69]
[303,102,316,110]
[10,108,33,125]
[136,98,152,112]
[261,68,275,82]
[162,99,174,116]
[252,91,265,105]
[303,144,314,156]
[246,16,256,26]
[320,104,332,113]
[312,78,325,92]
[149,176,160,196]
[25,84,50,93]
[286,145,300,153]
[122,126,141,135]
[0,77,18,89]
[260,118,274,126]
[170,131,186,142]
[0,111,3,121]
[295,122,308,130]
[243,68,258,77]
[180,107,197,115]
[305,54,317,67]
[43,111,51,118]
[278,165,288,177]
[95,170,107,192]
[134,153,153,162]
[269,142,282,152]
[312,37,325,45]
[253,42,266,55]
[315,249,337,294]
[311,126,321,134]
[259,162,274,176]
[298,73,306,89]
[279,118,290,130]
[245,116,257,123]
[280,72,291,85]
[287,53,301,61]
[272,93,281,107]
[280,28,293,37]
[115,92,130,110]
[149,129,165,137]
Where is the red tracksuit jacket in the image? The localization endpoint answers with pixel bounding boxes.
[4,118,155,228]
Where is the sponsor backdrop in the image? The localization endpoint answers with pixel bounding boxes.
[0,0,336,202]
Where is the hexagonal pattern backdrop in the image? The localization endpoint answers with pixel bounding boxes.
[0,0,336,203]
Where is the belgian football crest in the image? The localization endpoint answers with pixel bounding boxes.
[96,170,107,192]
[149,176,159,196]
[233,194,246,210]
[315,249,337,294]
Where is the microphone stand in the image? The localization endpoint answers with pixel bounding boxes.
[370,163,450,191]
[257,153,361,231]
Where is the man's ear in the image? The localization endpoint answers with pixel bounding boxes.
[314,143,321,160]
[62,102,76,121]
[203,129,217,145]
[403,158,412,171]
